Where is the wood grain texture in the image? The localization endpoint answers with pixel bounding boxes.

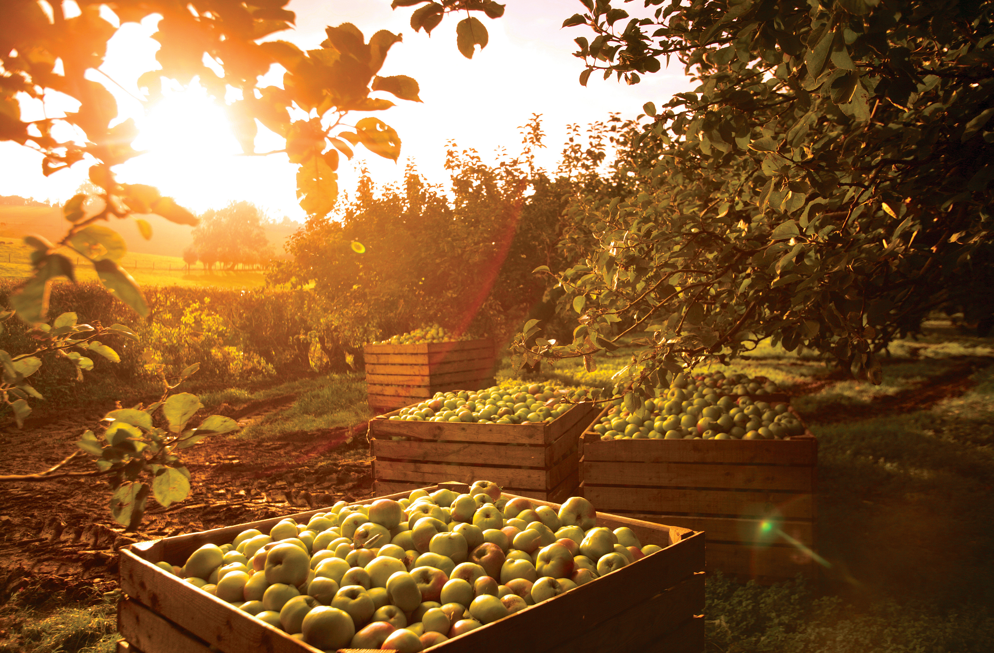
[582,434,817,465]
[583,485,814,520]
[581,459,815,492]
[117,599,214,653]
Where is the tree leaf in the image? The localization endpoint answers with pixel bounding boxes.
[110,482,149,529]
[151,197,199,226]
[12,356,42,378]
[94,259,149,317]
[962,107,994,142]
[63,194,87,222]
[9,273,51,324]
[355,117,401,161]
[749,136,779,152]
[135,218,153,240]
[151,468,191,508]
[76,430,103,456]
[196,415,239,435]
[68,225,127,262]
[163,392,203,433]
[106,421,142,446]
[296,156,338,218]
[54,312,78,329]
[86,341,121,363]
[10,399,31,428]
[456,17,489,59]
[772,220,800,241]
[573,295,586,314]
[805,27,835,79]
[106,409,153,431]
[372,75,422,102]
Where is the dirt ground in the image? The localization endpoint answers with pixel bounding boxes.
[0,356,990,646]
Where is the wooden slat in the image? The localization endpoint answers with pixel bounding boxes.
[581,459,815,492]
[600,513,815,546]
[544,574,705,653]
[373,459,551,491]
[365,358,495,376]
[366,367,493,388]
[543,466,581,504]
[582,435,818,466]
[366,385,434,399]
[370,414,549,445]
[116,641,141,653]
[583,485,814,520]
[706,542,818,582]
[363,338,493,358]
[373,440,548,467]
[118,599,215,653]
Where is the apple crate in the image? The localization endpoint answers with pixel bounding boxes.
[364,339,497,412]
[580,409,818,585]
[116,482,706,653]
[368,402,597,503]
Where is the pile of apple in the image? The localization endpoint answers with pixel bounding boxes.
[388,383,589,425]
[374,325,472,345]
[672,370,783,398]
[163,481,658,652]
[592,372,803,441]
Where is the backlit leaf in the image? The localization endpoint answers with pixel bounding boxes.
[163,392,203,433]
[196,415,239,435]
[69,225,127,262]
[372,75,422,102]
[110,482,149,529]
[355,117,401,161]
[135,218,153,240]
[94,259,149,317]
[456,17,489,59]
[152,468,191,508]
[151,197,198,226]
[106,409,153,431]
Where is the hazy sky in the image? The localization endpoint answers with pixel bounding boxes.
[0,1,692,220]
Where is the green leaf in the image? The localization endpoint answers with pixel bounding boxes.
[86,341,121,363]
[151,197,198,226]
[355,117,401,161]
[54,312,78,329]
[76,430,103,456]
[563,13,586,28]
[749,136,779,152]
[110,482,149,529]
[456,17,489,59]
[573,295,586,314]
[94,259,149,317]
[962,107,994,142]
[179,363,201,380]
[151,468,191,508]
[24,234,53,251]
[106,409,154,431]
[106,421,142,446]
[9,273,51,324]
[837,0,879,16]
[109,323,138,339]
[176,434,208,450]
[68,225,127,262]
[63,194,87,222]
[11,399,31,428]
[196,415,239,435]
[805,27,834,79]
[135,218,153,240]
[12,356,41,378]
[296,156,338,218]
[163,393,203,433]
[372,75,422,102]
[772,221,800,241]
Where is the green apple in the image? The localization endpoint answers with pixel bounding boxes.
[382,628,423,653]
[570,567,597,586]
[511,529,543,554]
[558,496,597,530]
[440,602,468,628]
[215,570,250,603]
[243,569,269,601]
[499,558,538,584]
[421,606,451,634]
[331,585,375,627]
[350,621,396,649]
[365,555,407,588]
[183,543,223,580]
[535,543,574,578]
[345,548,376,568]
[233,529,262,549]
[595,552,629,576]
[642,544,663,556]
[239,600,265,615]
[353,522,391,549]
[473,575,499,598]
[261,583,300,612]
[410,565,448,603]
[613,527,642,549]
[440,578,474,607]
[309,550,337,570]
[222,550,248,566]
[264,543,310,587]
[453,523,485,552]
[414,552,456,577]
[420,631,449,648]
[535,505,561,532]
[470,480,502,501]
[367,586,389,610]
[411,517,447,553]
[313,557,350,585]
[301,606,356,650]
[368,499,404,529]
[450,618,483,636]
[269,519,298,541]
[482,528,510,553]
[371,604,407,628]
[500,594,528,614]
[531,577,564,603]
[472,504,503,531]
[468,542,506,580]
[505,549,532,562]
[340,512,369,540]
[340,567,371,590]
[280,595,318,634]
[579,527,616,562]
[385,571,422,612]
[502,497,533,519]
[392,529,416,551]
[468,594,510,624]
[450,562,486,585]
[526,522,557,547]
[449,494,478,523]
[306,576,339,604]
[377,543,407,560]
[254,610,282,628]
[429,531,468,564]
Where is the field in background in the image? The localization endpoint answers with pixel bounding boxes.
[0,240,266,289]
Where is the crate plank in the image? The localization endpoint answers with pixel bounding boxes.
[582,435,817,465]
[118,598,214,653]
[373,460,551,491]
[374,439,547,467]
[583,485,814,520]
[581,459,815,492]
[545,575,704,653]
[370,414,549,445]
[366,368,494,388]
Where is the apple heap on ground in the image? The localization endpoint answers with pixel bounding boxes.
[167,481,662,652]
[373,324,473,345]
[591,371,803,441]
[387,382,590,425]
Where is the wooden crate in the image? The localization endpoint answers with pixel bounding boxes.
[369,403,597,503]
[364,339,497,412]
[581,408,818,584]
[117,482,706,653]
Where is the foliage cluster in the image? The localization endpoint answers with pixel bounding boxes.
[515,0,994,405]
[190,201,273,271]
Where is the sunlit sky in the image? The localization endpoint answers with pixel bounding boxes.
[0,1,692,221]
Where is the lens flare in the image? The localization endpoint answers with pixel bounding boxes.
[350,241,366,254]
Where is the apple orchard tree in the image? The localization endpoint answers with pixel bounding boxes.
[513,0,994,401]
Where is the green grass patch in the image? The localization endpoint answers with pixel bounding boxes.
[198,374,372,440]
[0,585,118,653]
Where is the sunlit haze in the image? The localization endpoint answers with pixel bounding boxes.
[0,0,692,221]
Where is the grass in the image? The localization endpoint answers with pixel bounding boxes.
[199,373,373,439]
[0,240,266,288]
[0,584,118,653]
